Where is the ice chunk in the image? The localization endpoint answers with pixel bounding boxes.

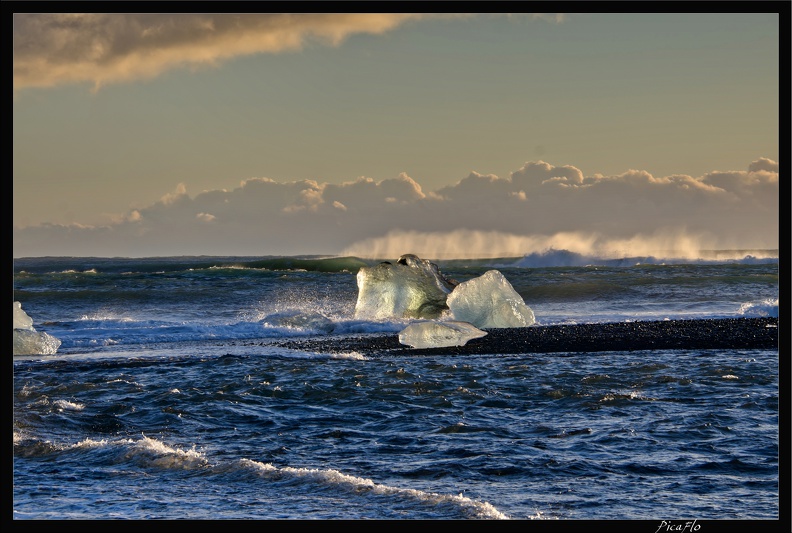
[13,301,61,355]
[398,320,487,349]
[447,270,536,328]
[13,301,34,331]
[354,254,457,320]
[13,329,62,356]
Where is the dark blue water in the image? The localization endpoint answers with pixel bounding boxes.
[13,254,780,520]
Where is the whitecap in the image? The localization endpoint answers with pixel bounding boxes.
[238,459,511,519]
[738,298,778,318]
[53,399,85,411]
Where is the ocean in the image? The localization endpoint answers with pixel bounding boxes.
[12,251,780,521]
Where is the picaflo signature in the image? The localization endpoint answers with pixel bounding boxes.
[655,520,701,533]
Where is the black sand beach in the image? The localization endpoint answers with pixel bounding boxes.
[264,317,779,355]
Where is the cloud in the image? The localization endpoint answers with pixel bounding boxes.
[510,161,586,187]
[322,173,426,210]
[159,183,188,205]
[748,158,778,173]
[435,172,513,202]
[12,13,449,92]
[12,159,779,258]
[12,13,570,93]
[700,169,778,202]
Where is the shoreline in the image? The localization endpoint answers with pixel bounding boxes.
[265,317,779,355]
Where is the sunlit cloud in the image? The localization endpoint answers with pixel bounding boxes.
[12,159,779,258]
[747,158,778,172]
[13,13,457,92]
[160,183,188,205]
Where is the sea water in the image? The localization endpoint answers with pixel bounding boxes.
[12,252,780,520]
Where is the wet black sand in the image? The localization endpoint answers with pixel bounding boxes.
[265,317,779,355]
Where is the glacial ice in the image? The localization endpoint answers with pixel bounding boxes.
[354,254,457,320]
[447,270,536,328]
[14,329,62,356]
[14,300,34,331]
[13,301,61,355]
[398,320,488,349]
[355,255,536,348]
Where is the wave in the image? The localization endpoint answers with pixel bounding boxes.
[497,249,779,268]
[13,252,778,355]
[238,459,510,519]
[13,433,513,520]
[35,315,409,352]
[21,297,778,354]
[13,255,374,275]
[14,248,778,276]
[738,298,779,318]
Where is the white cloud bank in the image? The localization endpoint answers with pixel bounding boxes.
[13,159,779,258]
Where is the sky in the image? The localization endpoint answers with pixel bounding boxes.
[12,12,782,259]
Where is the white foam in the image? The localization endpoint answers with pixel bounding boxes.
[239,459,510,519]
[738,298,779,318]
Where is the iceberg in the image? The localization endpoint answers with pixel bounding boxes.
[354,254,457,320]
[14,329,62,356]
[447,270,536,328]
[13,301,61,355]
[353,255,536,348]
[14,300,35,331]
[398,320,487,349]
